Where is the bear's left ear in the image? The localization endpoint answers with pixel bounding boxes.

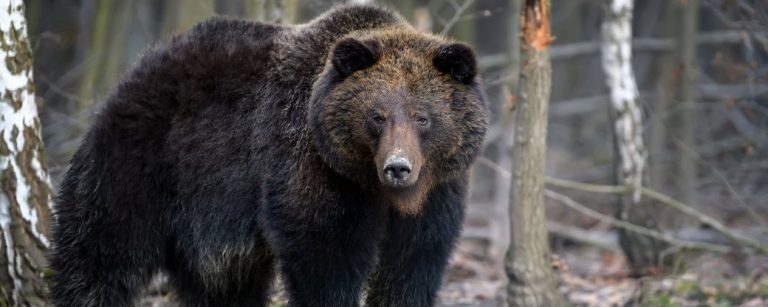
[433,43,477,84]
[332,38,381,78]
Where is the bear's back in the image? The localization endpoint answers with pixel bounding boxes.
[76,5,408,205]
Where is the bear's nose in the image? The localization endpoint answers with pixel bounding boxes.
[384,162,411,181]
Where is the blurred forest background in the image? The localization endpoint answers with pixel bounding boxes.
[5,0,768,305]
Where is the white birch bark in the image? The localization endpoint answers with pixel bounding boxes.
[0,0,54,304]
[601,0,645,204]
[601,0,666,272]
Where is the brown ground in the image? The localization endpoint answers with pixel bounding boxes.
[140,205,768,307]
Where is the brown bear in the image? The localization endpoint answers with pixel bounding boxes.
[49,4,488,307]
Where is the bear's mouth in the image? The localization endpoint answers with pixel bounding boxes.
[380,175,432,215]
[374,146,431,214]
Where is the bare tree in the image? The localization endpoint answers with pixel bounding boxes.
[601,0,666,273]
[76,1,134,110]
[241,0,295,23]
[492,0,522,265]
[0,0,54,305]
[672,0,699,218]
[505,0,563,306]
[160,0,216,37]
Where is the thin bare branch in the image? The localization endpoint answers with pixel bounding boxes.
[544,189,731,253]
[440,0,474,36]
[546,177,768,254]
[478,157,768,254]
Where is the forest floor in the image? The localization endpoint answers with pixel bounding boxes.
[139,201,768,307]
[436,238,768,307]
[140,236,768,307]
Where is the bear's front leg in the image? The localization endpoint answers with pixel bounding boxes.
[261,180,386,307]
[366,179,466,307]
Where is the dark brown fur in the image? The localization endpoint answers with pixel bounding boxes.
[50,4,488,307]
[311,28,487,214]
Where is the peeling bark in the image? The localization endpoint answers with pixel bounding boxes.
[505,0,564,306]
[601,0,668,274]
[520,0,553,52]
[0,0,54,305]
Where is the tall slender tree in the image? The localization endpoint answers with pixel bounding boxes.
[601,0,667,273]
[0,0,54,305]
[244,0,292,23]
[673,0,699,216]
[506,0,564,306]
[494,0,522,264]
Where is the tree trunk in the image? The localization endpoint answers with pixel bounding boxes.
[601,0,667,274]
[245,0,289,23]
[282,0,300,24]
[82,1,133,107]
[505,1,564,306]
[76,0,113,109]
[673,0,699,219]
[160,0,215,38]
[0,0,54,305]
[493,0,521,264]
[648,0,676,226]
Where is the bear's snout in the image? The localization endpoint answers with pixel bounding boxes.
[377,142,422,188]
[375,120,423,188]
[383,155,413,186]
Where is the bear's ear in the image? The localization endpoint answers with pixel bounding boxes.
[433,43,477,84]
[331,38,381,78]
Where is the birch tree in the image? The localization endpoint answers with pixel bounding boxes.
[601,0,666,272]
[506,0,564,305]
[0,0,54,305]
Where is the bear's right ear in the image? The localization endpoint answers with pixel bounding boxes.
[433,43,477,84]
[331,38,381,78]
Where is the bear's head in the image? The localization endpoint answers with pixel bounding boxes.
[309,28,488,215]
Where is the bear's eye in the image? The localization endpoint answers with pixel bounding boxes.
[416,116,429,126]
[372,114,386,124]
